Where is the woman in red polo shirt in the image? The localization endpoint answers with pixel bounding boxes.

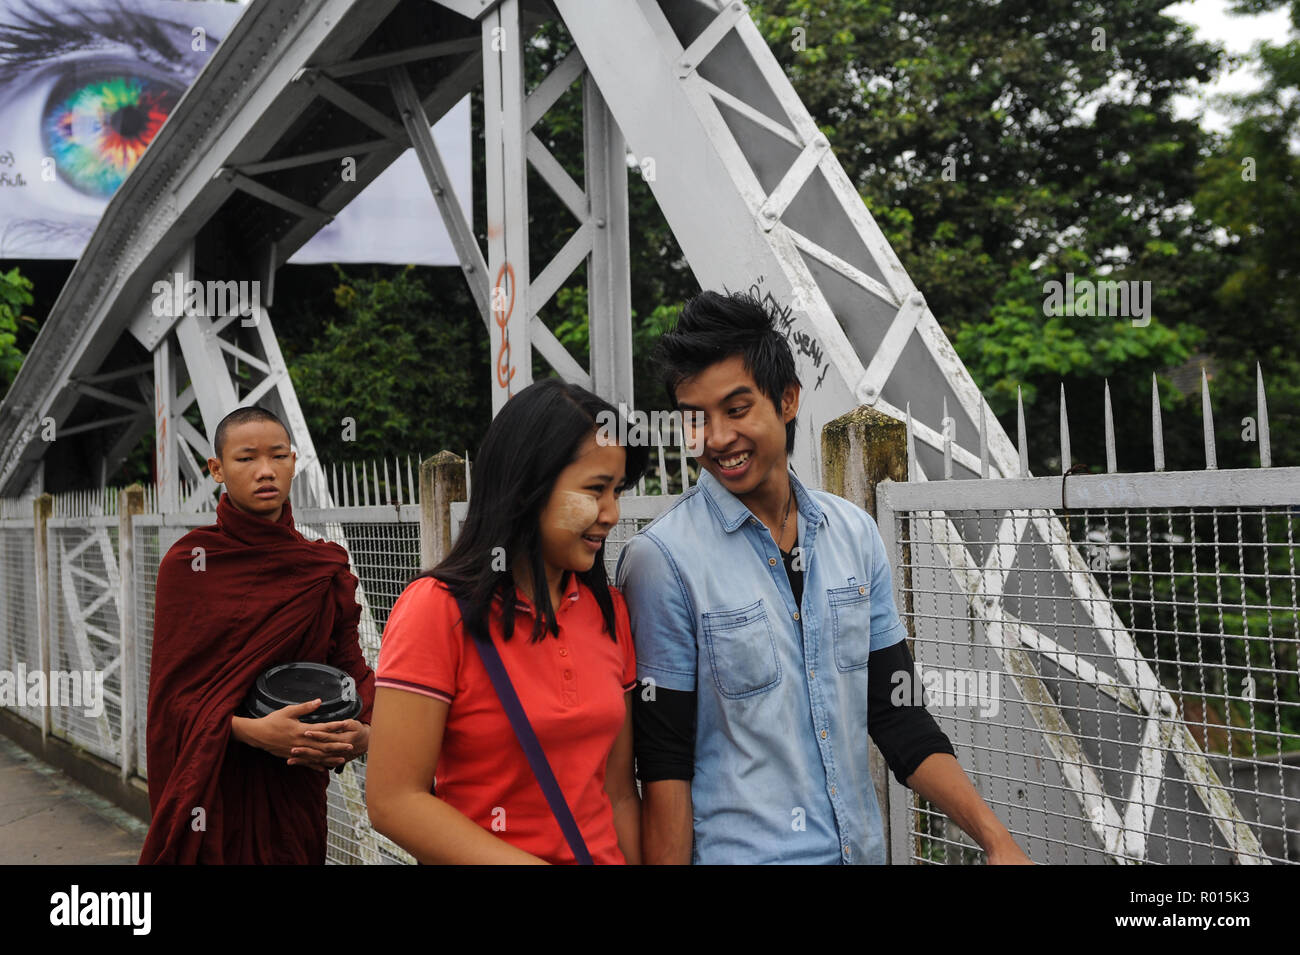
[366,379,650,864]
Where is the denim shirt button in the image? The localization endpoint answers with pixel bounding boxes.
[793,612,800,620]
[768,557,776,566]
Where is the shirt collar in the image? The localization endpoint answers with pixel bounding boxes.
[495,569,582,613]
[697,465,825,534]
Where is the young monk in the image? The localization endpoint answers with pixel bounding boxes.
[139,406,375,864]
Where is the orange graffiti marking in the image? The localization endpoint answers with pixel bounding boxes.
[493,262,517,395]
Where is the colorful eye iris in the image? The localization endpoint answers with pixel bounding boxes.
[42,73,180,198]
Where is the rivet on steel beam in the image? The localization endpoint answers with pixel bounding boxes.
[595,217,606,228]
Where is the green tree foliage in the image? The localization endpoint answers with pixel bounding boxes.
[0,267,35,394]
[1194,0,1300,469]
[285,265,491,466]
[747,0,1229,472]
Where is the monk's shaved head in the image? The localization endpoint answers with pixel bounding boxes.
[214,407,292,461]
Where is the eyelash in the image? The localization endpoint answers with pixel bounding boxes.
[0,4,190,88]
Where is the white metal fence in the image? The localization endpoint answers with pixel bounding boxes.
[0,443,694,865]
[5,397,1296,866]
[878,374,1300,865]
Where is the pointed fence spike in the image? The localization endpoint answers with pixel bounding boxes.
[1016,386,1029,478]
[1103,379,1117,474]
[383,457,393,505]
[1256,362,1271,468]
[331,462,339,507]
[464,450,471,500]
[1059,383,1071,475]
[1151,374,1165,472]
[1201,368,1217,470]
[407,455,416,504]
[941,396,952,480]
[978,402,989,480]
[905,402,919,482]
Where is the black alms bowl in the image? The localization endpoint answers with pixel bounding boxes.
[239,662,362,724]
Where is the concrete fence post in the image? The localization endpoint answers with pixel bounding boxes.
[32,493,52,740]
[821,405,910,864]
[118,484,144,780]
[420,451,467,570]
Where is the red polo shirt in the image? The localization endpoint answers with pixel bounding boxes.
[375,573,637,864]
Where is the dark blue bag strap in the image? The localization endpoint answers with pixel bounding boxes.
[454,594,594,865]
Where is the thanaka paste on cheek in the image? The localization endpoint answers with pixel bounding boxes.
[553,490,600,534]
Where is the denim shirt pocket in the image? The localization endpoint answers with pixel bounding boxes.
[701,599,781,698]
[829,583,872,671]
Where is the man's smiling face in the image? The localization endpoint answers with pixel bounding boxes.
[673,354,799,497]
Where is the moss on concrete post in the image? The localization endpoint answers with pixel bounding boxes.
[821,405,908,520]
[420,451,466,570]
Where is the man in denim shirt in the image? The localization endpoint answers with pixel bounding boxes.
[616,290,1030,865]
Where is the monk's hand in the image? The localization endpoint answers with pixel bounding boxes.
[302,719,369,766]
[251,699,351,771]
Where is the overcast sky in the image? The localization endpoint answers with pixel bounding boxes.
[1168,0,1295,130]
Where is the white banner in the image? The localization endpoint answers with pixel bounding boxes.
[0,0,471,265]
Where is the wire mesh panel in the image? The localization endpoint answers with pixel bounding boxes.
[879,473,1300,865]
[292,505,424,866]
[131,516,201,778]
[0,520,41,726]
[46,515,124,765]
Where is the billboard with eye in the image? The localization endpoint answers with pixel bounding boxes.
[0,0,471,264]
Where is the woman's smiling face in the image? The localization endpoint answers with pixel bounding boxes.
[537,433,627,576]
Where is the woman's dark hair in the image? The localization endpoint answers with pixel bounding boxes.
[653,289,801,456]
[414,378,649,645]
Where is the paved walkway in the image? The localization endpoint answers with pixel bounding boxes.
[0,735,146,864]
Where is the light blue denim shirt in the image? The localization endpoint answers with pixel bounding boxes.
[615,465,907,864]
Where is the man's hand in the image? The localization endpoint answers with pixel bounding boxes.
[985,840,1034,865]
[905,753,1035,864]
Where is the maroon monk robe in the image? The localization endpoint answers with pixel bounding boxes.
[139,491,375,864]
